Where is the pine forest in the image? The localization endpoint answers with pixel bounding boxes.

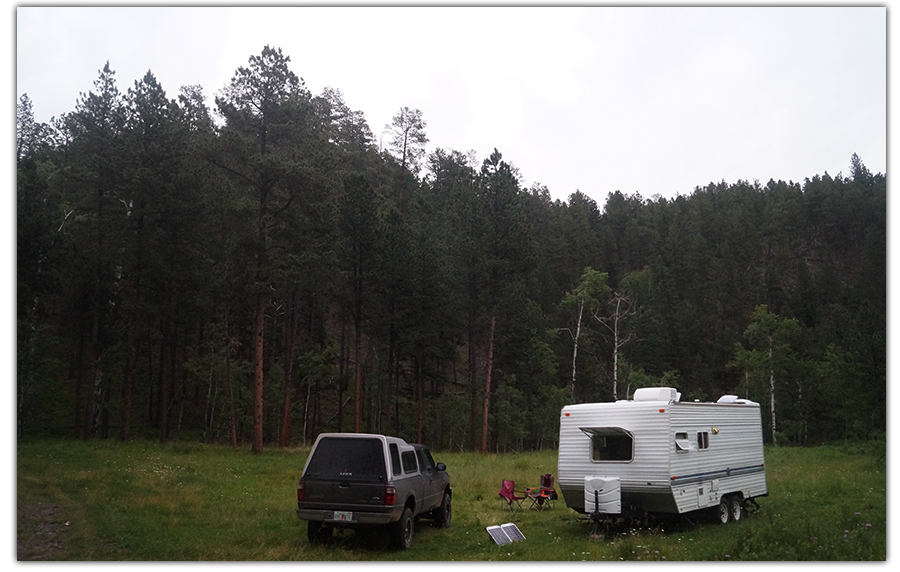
[16,46,886,453]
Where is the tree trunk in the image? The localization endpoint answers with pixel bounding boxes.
[384,316,396,435]
[571,299,583,402]
[468,326,478,451]
[84,305,102,439]
[354,322,362,433]
[100,375,111,439]
[481,312,496,453]
[769,342,777,445]
[302,374,312,446]
[252,282,265,453]
[158,317,171,443]
[611,296,621,401]
[120,336,137,441]
[612,319,619,401]
[72,329,85,439]
[121,197,145,442]
[338,323,346,432]
[598,292,632,402]
[86,366,102,439]
[353,257,364,433]
[227,340,237,449]
[85,179,105,440]
[204,363,216,439]
[279,295,296,447]
[416,349,424,443]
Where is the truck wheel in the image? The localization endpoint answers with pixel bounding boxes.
[307,521,332,544]
[434,492,452,528]
[729,496,743,522]
[713,497,730,524]
[389,506,414,549]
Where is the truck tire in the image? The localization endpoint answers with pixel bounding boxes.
[389,506,414,550]
[308,521,332,544]
[434,492,452,528]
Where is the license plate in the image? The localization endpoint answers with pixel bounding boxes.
[333,511,353,521]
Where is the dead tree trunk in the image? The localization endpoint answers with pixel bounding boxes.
[769,343,777,445]
[570,299,584,402]
[596,292,634,401]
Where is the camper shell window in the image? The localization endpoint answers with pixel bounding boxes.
[401,450,419,474]
[304,437,386,481]
[389,443,402,476]
[581,427,633,462]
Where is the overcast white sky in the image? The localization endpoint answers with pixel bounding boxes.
[15,4,886,205]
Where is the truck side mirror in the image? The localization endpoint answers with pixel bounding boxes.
[436,462,446,471]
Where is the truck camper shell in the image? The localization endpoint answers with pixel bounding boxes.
[557,387,767,523]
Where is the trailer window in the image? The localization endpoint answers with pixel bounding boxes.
[580,427,633,462]
[697,431,710,450]
[675,432,694,452]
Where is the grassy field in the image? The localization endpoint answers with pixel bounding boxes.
[16,437,885,561]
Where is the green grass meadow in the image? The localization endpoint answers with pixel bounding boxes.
[16,437,886,561]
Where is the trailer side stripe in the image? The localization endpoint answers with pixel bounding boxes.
[670,464,765,484]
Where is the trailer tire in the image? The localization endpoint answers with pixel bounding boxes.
[713,497,730,524]
[729,496,743,522]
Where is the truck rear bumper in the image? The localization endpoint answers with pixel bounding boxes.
[297,508,396,525]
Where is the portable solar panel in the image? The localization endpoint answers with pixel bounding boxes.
[485,523,525,545]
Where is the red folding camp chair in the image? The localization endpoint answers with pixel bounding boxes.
[527,473,559,510]
[499,479,527,512]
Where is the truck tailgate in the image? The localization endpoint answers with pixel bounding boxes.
[303,479,389,508]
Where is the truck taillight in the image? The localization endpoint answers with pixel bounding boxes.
[384,485,396,506]
[297,481,305,502]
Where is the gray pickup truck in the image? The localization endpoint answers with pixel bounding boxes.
[296,433,451,550]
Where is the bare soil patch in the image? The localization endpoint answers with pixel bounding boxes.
[17,502,69,560]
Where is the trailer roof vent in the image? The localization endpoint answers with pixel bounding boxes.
[718,395,758,405]
[633,387,678,402]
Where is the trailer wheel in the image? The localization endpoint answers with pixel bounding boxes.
[713,497,730,524]
[729,496,743,522]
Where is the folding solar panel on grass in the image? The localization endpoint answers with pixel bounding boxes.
[485,523,525,545]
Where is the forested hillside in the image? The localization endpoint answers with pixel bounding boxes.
[17,46,885,452]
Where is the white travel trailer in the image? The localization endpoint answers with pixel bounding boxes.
[557,387,767,524]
